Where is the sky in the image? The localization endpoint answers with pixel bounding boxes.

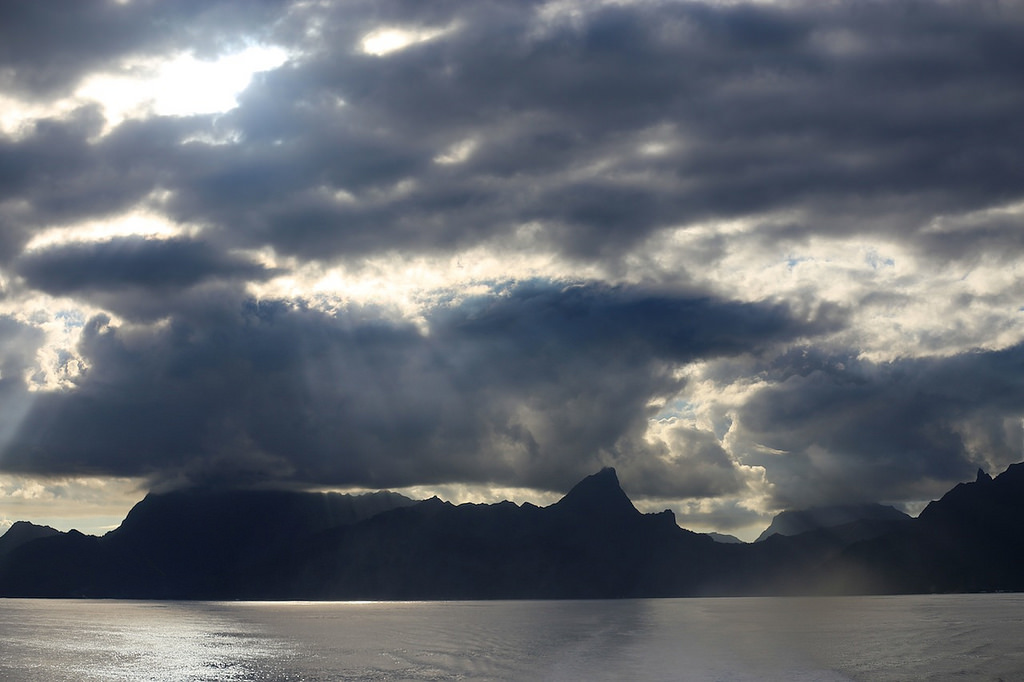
[0,0,1022,541]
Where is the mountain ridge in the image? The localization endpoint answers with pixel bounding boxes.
[1,463,1022,599]
[755,503,912,542]
[0,521,61,563]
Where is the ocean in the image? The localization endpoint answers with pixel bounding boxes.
[1,594,1021,680]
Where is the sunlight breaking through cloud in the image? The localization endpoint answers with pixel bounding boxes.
[78,45,290,128]
[361,26,453,56]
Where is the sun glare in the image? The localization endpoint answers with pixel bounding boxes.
[77,44,289,129]
[0,44,289,138]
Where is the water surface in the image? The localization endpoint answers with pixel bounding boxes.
[2,594,1022,680]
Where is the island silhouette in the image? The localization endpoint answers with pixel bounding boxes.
[1,464,1021,599]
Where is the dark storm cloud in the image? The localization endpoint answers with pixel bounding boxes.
[12,236,279,324]
[918,215,1024,265]
[0,281,831,496]
[4,0,1023,265]
[190,0,1021,260]
[15,236,275,296]
[434,280,843,368]
[0,111,209,264]
[737,345,1024,507]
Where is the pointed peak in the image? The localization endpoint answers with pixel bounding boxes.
[976,467,992,484]
[567,467,622,494]
[553,467,639,518]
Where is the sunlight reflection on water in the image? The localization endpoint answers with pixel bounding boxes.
[1,594,1023,681]
[0,600,296,681]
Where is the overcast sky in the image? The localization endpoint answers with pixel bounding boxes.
[1,0,1022,540]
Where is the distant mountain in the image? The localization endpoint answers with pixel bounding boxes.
[756,504,911,542]
[808,465,1024,594]
[0,521,60,563]
[706,532,744,544]
[2,464,1023,599]
[245,468,717,600]
[0,489,414,599]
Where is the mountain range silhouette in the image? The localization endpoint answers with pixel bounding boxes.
[1,464,1022,599]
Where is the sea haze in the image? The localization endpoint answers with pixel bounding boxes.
[1,595,1022,681]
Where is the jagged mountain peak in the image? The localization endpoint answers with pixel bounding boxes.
[917,460,1024,529]
[5,463,1024,598]
[551,467,639,519]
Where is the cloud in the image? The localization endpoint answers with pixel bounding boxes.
[3,1,1022,268]
[0,0,288,99]
[734,345,1024,508]
[917,202,1024,265]
[0,281,828,497]
[621,423,753,500]
[11,236,279,324]
[213,0,1022,262]
[0,108,195,262]
[15,236,275,296]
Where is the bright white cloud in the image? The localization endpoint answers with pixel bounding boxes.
[246,239,604,323]
[80,44,289,128]
[434,138,478,165]
[361,26,452,56]
[0,288,101,394]
[24,201,194,252]
[626,220,1024,362]
[0,44,289,137]
[0,93,82,139]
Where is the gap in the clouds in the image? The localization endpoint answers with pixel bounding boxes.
[0,43,290,139]
[0,289,97,393]
[244,244,608,323]
[0,475,146,537]
[79,43,291,130]
[25,308,91,392]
